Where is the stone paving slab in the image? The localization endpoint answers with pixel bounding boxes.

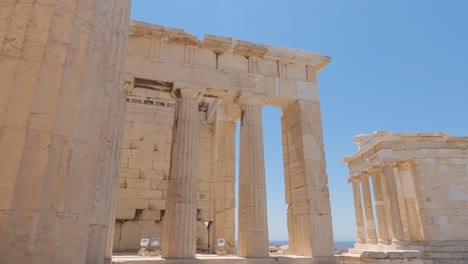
[112,253,335,264]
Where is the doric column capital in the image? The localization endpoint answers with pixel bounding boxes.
[360,171,371,179]
[174,88,201,99]
[382,160,398,168]
[348,176,361,183]
[371,166,384,177]
[173,82,205,99]
[235,92,266,108]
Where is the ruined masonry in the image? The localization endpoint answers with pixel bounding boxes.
[113,20,335,262]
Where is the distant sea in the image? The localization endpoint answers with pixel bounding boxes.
[269,240,354,246]
[268,240,354,254]
[233,240,354,254]
[234,240,355,247]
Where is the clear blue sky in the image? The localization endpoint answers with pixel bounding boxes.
[130,0,468,241]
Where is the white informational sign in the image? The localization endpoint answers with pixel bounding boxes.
[150,237,160,247]
[140,238,150,247]
[217,238,225,247]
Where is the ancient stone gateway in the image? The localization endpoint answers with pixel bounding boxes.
[113,20,335,262]
[340,132,468,264]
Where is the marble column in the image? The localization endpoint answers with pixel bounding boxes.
[237,96,269,258]
[371,169,391,245]
[351,178,367,244]
[281,100,335,257]
[162,88,201,259]
[382,164,406,246]
[212,120,236,254]
[361,174,378,244]
[0,1,130,263]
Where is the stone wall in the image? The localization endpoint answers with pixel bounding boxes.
[113,86,216,251]
[413,156,468,242]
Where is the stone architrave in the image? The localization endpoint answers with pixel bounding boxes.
[351,178,367,244]
[281,100,335,257]
[212,120,236,254]
[237,96,269,258]
[361,174,378,244]
[371,169,391,245]
[0,1,130,263]
[162,88,201,259]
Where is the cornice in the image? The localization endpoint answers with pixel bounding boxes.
[129,20,330,72]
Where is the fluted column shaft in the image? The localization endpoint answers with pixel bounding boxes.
[0,1,130,263]
[361,175,378,244]
[237,97,269,258]
[162,89,200,259]
[382,164,405,246]
[371,170,391,245]
[351,178,367,244]
[212,120,236,254]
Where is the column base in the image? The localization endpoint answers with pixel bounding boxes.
[391,238,408,249]
[366,238,378,245]
[355,239,366,245]
[377,239,391,245]
[338,251,423,264]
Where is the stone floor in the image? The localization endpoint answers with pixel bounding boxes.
[111,253,322,264]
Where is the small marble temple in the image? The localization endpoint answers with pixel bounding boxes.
[340,132,468,264]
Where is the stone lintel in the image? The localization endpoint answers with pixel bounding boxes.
[172,82,205,100]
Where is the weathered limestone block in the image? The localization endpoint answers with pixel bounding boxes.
[140,209,161,220]
[218,52,249,72]
[0,1,131,263]
[116,208,136,220]
[113,219,164,252]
